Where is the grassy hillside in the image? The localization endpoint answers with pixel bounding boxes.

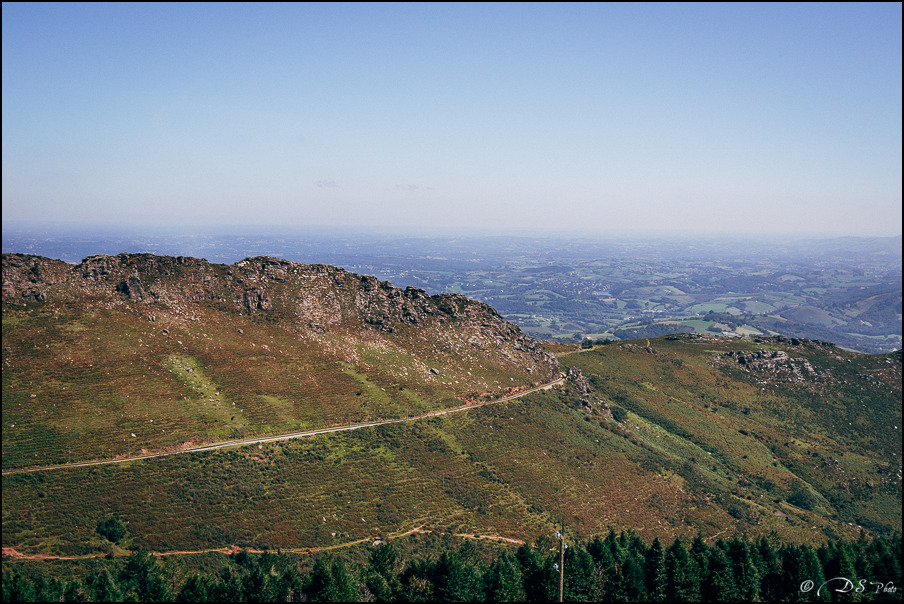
[2,253,557,470]
[3,335,900,558]
[561,335,901,538]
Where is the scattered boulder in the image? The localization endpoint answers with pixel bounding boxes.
[243,288,273,311]
[22,289,46,302]
[117,277,145,300]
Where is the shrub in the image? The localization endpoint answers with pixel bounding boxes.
[611,406,629,423]
[787,484,819,511]
[96,516,127,544]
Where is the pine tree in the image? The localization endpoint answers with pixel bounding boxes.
[623,530,647,558]
[645,537,668,602]
[610,549,647,603]
[63,578,89,602]
[2,570,36,603]
[564,544,599,602]
[782,544,827,602]
[329,559,359,602]
[31,575,67,603]
[868,536,902,588]
[820,542,860,603]
[728,537,761,602]
[587,533,616,598]
[431,550,484,602]
[242,565,271,603]
[400,557,437,602]
[586,534,612,569]
[211,566,243,602]
[705,545,739,601]
[608,528,626,563]
[267,552,302,603]
[484,552,525,602]
[365,543,400,602]
[119,549,171,602]
[756,535,783,602]
[87,568,122,603]
[690,533,710,581]
[666,537,701,602]
[176,574,213,602]
[305,557,358,602]
[516,543,554,602]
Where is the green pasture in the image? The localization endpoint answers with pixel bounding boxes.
[687,302,728,314]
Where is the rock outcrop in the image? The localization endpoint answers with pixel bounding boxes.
[2,252,560,381]
[718,348,827,383]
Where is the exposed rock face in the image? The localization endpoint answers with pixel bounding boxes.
[718,348,827,383]
[1,252,560,380]
[562,365,611,416]
[1,253,68,305]
[567,366,591,398]
[243,288,272,311]
[117,277,145,300]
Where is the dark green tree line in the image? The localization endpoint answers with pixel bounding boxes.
[3,532,901,602]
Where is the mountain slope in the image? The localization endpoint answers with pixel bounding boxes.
[559,335,901,538]
[1,253,558,470]
[2,336,899,556]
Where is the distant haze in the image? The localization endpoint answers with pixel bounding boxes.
[2,3,901,237]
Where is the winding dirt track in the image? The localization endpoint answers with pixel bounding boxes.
[2,526,526,561]
[2,377,563,477]
[1,381,558,560]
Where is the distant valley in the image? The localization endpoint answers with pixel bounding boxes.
[4,227,900,353]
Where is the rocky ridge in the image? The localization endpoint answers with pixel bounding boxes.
[719,348,826,383]
[2,252,559,380]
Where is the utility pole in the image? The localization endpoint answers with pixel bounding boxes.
[555,529,565,602]
[559,532,565,603]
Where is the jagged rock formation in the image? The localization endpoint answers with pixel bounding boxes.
[709,335,857,387]
[2,252,559,380]
[719,349,826,383]
[561,365,612,416]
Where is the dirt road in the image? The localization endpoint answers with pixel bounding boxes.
[2,377,564,476]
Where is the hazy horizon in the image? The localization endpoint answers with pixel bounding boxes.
[5,218,904,244]
[3,3,902,237]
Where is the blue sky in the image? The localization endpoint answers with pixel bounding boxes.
[2,2,901,236]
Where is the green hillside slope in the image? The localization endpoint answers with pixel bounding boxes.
[2,253,558,470]
[3,335,899,557]
[559,335,901,539]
